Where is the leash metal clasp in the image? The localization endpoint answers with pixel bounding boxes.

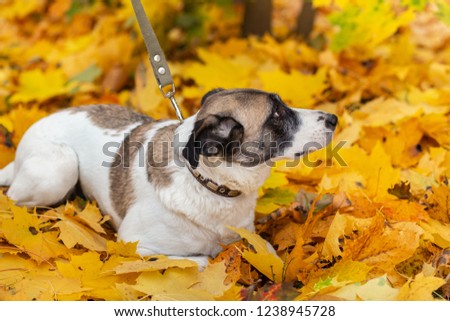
[159,83,176,98]
[159,83,184,122]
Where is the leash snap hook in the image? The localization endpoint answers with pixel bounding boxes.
[159,83,176,98]
[159,83,184,123]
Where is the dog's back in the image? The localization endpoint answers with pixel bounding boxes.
[0,105,152,224]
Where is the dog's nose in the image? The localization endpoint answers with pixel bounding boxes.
[325,114,338,130]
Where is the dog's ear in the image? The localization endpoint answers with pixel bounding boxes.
[201,88,224,106]
[182,115,244,169]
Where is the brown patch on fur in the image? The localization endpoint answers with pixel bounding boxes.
[109,122,155,219]
[197,89,272,141]
[71,104,152,131]
[147,124,178,190]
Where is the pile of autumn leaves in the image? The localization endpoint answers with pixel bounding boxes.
[0,0,450,300]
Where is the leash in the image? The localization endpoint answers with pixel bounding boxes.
[131,0,184,122]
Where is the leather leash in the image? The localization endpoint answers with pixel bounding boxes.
[131,0,184,122]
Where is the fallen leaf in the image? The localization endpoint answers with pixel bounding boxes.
[421,219,450,248]
[132,265,229,301]
[396,273,446,300]
[77,202,109,234]
[331,275,399,301]
[259,67,328,107]
[0,253,84,301]
[342,214,423,272]
[10,69,76,103]
[424,185,450,223]
[1,206,68,263]
[114,256,197,274]
[54,215,107,252]
[228,226,284,283]
[56,252,122,300]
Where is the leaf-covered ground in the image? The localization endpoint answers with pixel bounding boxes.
[0,0,450,300]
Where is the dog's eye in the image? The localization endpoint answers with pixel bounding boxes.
[274,111,280,118]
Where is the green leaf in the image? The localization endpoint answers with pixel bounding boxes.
[65,0,96,21]
[327,0,414,52]
[437,1,450,26]
[69,64,102,83]
[402,0,428,11]
[256,188,295,214]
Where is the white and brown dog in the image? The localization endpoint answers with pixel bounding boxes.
[0,88,337,267]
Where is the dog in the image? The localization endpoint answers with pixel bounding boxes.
[0,88,337,267]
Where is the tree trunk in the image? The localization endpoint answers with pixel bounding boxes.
[296,0,315,39]
[242,0,272,37]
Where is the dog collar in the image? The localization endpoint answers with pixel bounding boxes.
[187,166,242,198]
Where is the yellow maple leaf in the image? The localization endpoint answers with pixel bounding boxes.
[10,69,75,104]
[353,98,422,127]
[54,218,107,252]
[381,199,429,222]
[420,219,450,248]
[342,214,423,272]
[0,145,15,169]
[333,115,362,146]
[415,148,447,182]
[107,240,141,258]
[228,226,284,283]
[114,256,197,274]
[0,105,48,147]
[115,283,145,301]
[318,172,366,194]
[258,67,328,107]
[182,49,256,91]
[423,185,450,223]
[359,118,423,168]
[400,170,438,194]
[56,252,121,300]
[216,284,245,301]
[397,273,446,301]
[191,262,231,297]
[77,202,109,234]
[0,0,45,19]
[420,113,450,149]
[340,142,400,200]
[1,206,68,263]
[322,212,373,258]
[297,260,372,300]
[262,167,289,190]
[330,275,399,301]
[0,253,85,300]
[133,265,229,300]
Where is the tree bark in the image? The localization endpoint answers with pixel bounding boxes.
[296,0,315,39]
[242,0,272,37]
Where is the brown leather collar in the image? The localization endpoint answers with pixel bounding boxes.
[187,166,242,198]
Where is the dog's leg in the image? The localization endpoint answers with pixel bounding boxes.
[0,162,14,186]
[7,143,79,207]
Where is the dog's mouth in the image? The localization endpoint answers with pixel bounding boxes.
[293,149,316,159]
[294,145,320,158]
[293,138,332,159]
[299,130,335,158]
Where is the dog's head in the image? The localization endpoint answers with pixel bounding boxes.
[181,88,337,168]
